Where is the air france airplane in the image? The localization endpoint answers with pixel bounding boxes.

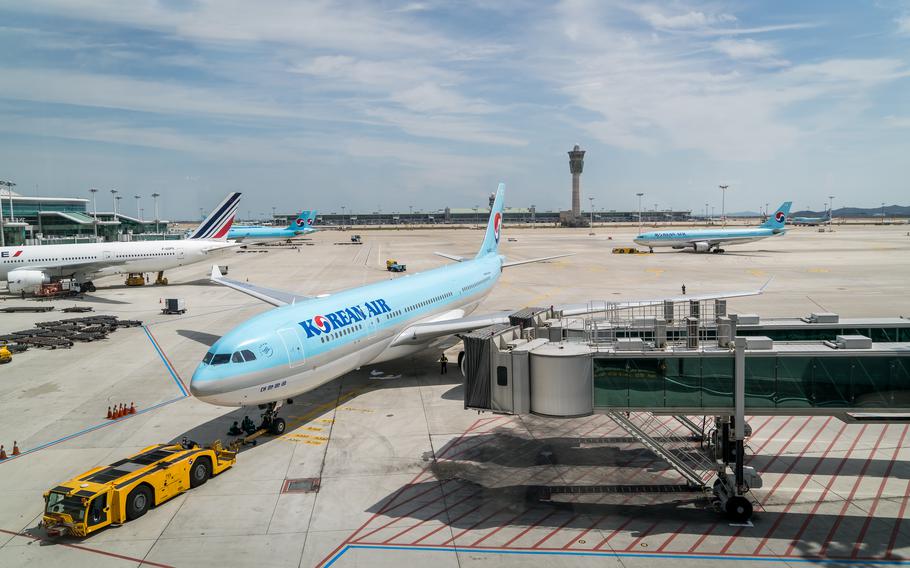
[1,193,241,294]
[228,210,317,243]
[634,201,792,253]
[190,183,767,434]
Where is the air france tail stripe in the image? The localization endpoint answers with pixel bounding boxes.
[199,201,239,239]
[190,193,239,239]
[211,216,236,239]
[190,194,240,239]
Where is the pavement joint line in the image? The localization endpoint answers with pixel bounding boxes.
[852,423,910,558]
[716,415,827,555]
[0,528,175,568]
[324,543,910,566]
[751,419,852,556]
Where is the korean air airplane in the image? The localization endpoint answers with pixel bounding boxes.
[634,201,792,253]
[228,210,317,243]
[791,210,831,226]
[190,183,767,435]
[1,193,241,295]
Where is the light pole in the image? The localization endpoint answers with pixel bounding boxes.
[719,185,729,227]
[635,192,644,233]
[89,188,99,238]
[134,194,141,220]
[1,180,16,225]
[115,196,122,218]
[0,180,13,247]
[341,206,346,228]
[588,196,595,227]
[151,193,160,233]
[110,189,118,215]
[705,202,709,225]
[828,195,835,228]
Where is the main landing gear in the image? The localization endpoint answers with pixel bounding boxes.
[258,400,292,435]
[711,248,726,254]
[80,281,97,293]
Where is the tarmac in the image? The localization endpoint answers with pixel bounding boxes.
[0,223,909,567]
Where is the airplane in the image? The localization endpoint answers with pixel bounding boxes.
[189,183,768,435]
[1,192,241,295]
[791,209,831,226]
[228,210,318,243]
[634,201,792,253]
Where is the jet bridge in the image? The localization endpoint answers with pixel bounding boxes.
[460,301,910,522]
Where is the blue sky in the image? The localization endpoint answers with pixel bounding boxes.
[0,0,908,218]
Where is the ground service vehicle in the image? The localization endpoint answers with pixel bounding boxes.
[42,441,236,537]
[0,344,10,363]
[386,259,407,272]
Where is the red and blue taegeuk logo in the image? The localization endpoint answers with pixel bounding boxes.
[775,211,785,223]
[312,315,330,333]
[296,218,305,227]
[493,212,502,243]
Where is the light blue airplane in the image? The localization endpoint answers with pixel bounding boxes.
[228,210,317,243]
[634,201,792,253]
[791,209,831,226]
[190,184,766,433]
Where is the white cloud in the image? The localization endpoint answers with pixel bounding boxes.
[897,14,910,34]
[630,4,736,30]
[885,115,910,128]
[712,38,777,60]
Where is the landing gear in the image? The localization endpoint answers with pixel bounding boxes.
[259,401,286,435]
[648,247,654,253]
[155,271,169,285]
[712,248,726,254]
[81,281,96,293]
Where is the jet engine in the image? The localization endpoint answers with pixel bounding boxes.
[7,270,49,294]
[693,241,710,253]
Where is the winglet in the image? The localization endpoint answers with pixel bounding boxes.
[501,253,574,268]
[759,277,773,292]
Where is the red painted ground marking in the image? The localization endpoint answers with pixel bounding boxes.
[687,415,797,554]
[886,479,910,559]
[783,423,870,556]
[501,509,561,547]
[354,481,475,543]
[751,420,851,556]
[654,521,688,552]
[532,513,580,548]
[818,425,890,557]
[0,528,174,568]
[471,508,541,547]
[377,485,482,544]
[852,424,910,559]
[410,503,486,545]
[717,416,827,554]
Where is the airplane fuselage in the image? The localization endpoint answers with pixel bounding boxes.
[634,227,784,251]
[190,254,501,406]
[0,240,235,283]
[227,226,313,242]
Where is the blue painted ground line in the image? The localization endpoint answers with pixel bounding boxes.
[323,544,910,567]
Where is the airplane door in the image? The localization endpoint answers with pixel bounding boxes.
[102,250,113,261]
[176,248,185,259]
[277,327,306,368]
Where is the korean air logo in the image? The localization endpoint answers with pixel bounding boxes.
[0,250,23,258]
[312,315,330,333]
[300,299,392,338]
[775,211,785,223]
[296,218,306,227]
[307,218,314,226]
[493,212,502,243]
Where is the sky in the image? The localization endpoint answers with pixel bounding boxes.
[0,0,908,219]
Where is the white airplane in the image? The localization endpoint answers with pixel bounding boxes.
[1,192,241,295]
[189,183,766,434]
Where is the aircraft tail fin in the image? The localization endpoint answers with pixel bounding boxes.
[287,210,315,230]
[187,192,242,240]
[760,201,792,230]
[475,183,505,258]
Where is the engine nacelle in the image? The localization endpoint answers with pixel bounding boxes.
[693,241,710,253]
[7,270,49,294]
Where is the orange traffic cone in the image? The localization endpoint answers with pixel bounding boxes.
[106,406,113,420]
[118,403,125,418]
[0,445,6,460]
[12,441,20,456]
[129,402,136,415]
[113,404,120,419]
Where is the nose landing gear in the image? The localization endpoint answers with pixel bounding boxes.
[259,401,286,435]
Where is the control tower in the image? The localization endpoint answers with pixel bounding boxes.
[567,144,586,224]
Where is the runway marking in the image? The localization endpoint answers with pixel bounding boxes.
[807,267,829,273]
[646,268,665,276]
[748,269,767,277]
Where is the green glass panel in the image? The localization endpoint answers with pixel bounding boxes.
[900,329,910,342]
[594,359,629,407]
[812,357,851,407]
[777,357,813,407]
[627,358,667,408]
[701,356,733,407]
[744,356,776,408]
[892,358,910,408]
[871,328,896,342]
[851,357,892,407]
[665,358,701,408]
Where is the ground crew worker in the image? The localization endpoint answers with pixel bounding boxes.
[439,353,448,374]
[241,415,256,435]
[228,421,243,436]
[681,284,686,295]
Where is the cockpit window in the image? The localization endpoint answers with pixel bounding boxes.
[241,349,256,362]
[211,354,231,365]
[203,352,214,364]
[231,352,244,363]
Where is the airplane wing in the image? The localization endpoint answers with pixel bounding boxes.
[389,279,770,346]
[13,258,131,276]
[208,265,313,307]
[502,253,573,268]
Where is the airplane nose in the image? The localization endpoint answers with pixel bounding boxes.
[189,366,220,400]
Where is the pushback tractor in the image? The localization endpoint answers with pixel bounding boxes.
[42,441,236,537]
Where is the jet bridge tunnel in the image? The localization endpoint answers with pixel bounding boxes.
[459,303,910,522]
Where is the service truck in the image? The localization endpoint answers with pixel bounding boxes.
[42,440,235,537]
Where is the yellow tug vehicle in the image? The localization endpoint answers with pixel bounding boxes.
[42,440,236,537]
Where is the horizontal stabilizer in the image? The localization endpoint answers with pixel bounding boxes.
[209,265,313,307]
[434,252,465,262]
[502,253,574,268]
